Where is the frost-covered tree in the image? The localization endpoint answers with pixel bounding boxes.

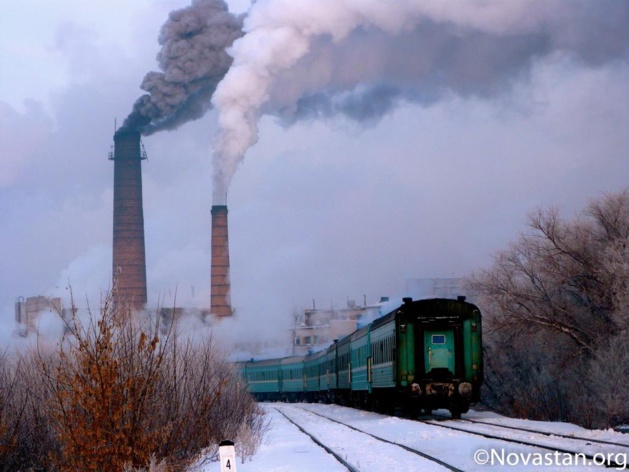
[469,189,629,427]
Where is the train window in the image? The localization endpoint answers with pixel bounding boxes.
[432,335,446,344]
[381,336,393,362]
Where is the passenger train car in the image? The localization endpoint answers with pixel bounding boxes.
[237,297,483,418]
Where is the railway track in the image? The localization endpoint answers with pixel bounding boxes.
[275,403,628,470]
[442,416,629,450]
[273,407,360,472]
[420,417,628,469]
[274,404,463,471]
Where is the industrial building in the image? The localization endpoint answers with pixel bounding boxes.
[14,295,65,336]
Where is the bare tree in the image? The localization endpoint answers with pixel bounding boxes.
[469,189,629,427]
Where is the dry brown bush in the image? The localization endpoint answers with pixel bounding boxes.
[1,290,266,471]
[37,298,174,471]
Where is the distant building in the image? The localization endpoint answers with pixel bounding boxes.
[157,306,213,335]
[291,279,472,355]
[15,295,64,336]
[292,298,389,355]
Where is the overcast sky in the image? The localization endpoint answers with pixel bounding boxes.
[2,0,628,341]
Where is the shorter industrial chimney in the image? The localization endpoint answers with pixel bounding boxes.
[211,205,232,316]
[110,129,148,311]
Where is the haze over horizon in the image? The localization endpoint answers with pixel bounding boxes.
[2,0,628,343]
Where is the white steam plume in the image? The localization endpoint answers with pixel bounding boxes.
[210,0,629,204]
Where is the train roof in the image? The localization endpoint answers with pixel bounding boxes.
[280,356,306,366]
[238,357,282,367]
[304,348,327,361]
[239,354,308,367]
[370,308,397,330]
[350,322,370,341]
[398,297,481,320]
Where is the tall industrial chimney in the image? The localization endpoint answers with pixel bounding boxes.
[110,129,148,311]
[211,205,232,316]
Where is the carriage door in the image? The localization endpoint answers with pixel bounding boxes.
[424,330,455,376]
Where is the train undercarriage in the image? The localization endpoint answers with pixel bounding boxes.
[255,379,474,420]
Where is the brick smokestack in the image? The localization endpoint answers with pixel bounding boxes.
[111,129,148,311]
[211,205,232,316]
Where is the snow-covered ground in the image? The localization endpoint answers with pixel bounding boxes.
[197,403,629,472]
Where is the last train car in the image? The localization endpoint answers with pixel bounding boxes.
[352,296,482,418]
[395,297,483,418]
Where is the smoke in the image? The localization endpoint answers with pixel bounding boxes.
[210,0,629,204]
[118,0,628,204]
[121,0,244,134]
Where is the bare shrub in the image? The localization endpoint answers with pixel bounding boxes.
[123,456,171,472]
[35,298,174,470]
[235,406,269,464]
[480,325,595,426]
[26,292,267,471]
[587,337,629,426]
[0,350,59,471]
[153,334,268,468]
[0,352,23,470]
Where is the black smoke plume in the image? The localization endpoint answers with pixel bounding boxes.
[121,0,244,135]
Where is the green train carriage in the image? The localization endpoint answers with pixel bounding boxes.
[279,356,305,402]
[335,335,351,404]
[348,324,371,407]
[237,358,281,401]
[367,308,398,411]
[303,349,326,402]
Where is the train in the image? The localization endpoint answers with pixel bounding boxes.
[237,296,483,419]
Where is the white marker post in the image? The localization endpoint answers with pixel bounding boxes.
[219,440,237,472]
